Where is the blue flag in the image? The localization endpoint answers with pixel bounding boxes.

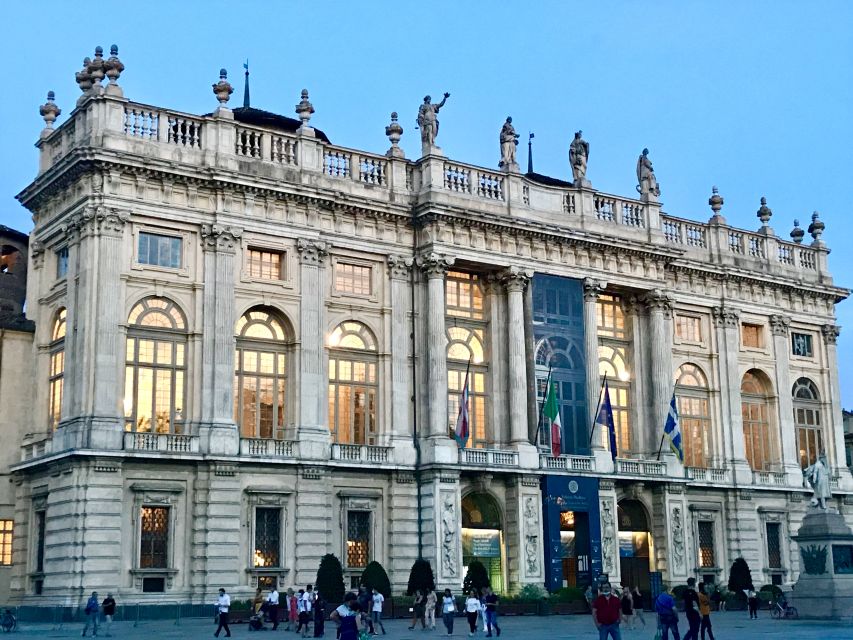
[596,380,618,461]
[664,392,684,463]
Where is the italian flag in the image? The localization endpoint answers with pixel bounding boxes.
[544,381,562,457]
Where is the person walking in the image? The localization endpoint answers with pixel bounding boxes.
[482,587,500,637]
[620,587,634,630]
[288,588,299,630]
[631,587,646,627]
[253,588,264,615]
[331,593,360,640]
[464,591,480,637]
[655,588,681,640]
[101,594,116,637]
[82,591,100,637]
[409,589,426,630]
[425,589,438,630]
[442,589,457,636]
[214,588,232,638]
[371,588,386,635]
[313,592,326,638]
[697,583,715,640]
[356,587,374,635]
[592,582,622,640]
[268,585,281,630]
[747,589,759,619]
[301,585,315,637]
[683,578,701,640]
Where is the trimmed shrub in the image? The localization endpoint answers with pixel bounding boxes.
[316,553,346,603]
[727,557,754,595]
[359,561,392,598]
[513,584,548,602]
[462,560,490,595]
[406,558,436,596]
[550,587,585,603]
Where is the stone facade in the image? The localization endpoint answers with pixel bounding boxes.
[6,51,853,606]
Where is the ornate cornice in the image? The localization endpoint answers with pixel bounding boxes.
[416,252,455,279]
[769,314,791,337]
[296,238,328,266]
[712,306,740,328]
[200,223,243,253]
[387,254,414,280]
[822,324,840,345]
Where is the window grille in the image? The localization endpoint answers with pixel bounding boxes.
[140,506,169,569]
[698,521,715,567]
[346,511,370,568]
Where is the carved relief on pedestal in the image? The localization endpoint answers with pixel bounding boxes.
[670,505,685,573]
[523,495,540,576]
[600,499,616,575]
[440,491,458,578]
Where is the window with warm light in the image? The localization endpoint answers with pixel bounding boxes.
[742,323,763,349]
[0,520,12,566]
[675,314,702,343]
[446,271,484,319]
[698,521,716,568]
[247,248,284,281]
[335,262,372,296]
[48,308,66,430]
[793,377,823,469]
[124,298,187,434]
[674,364,712,468]
[346,511,370,568]
[597,294,632,453]
[235,309,289,440]
[741,370,777,471]
[328,322,378,445]
[137,232,182,269]
[447,327,488,448]
[139,506,169,569]
[253,507,281,568]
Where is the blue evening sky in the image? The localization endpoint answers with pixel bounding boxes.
[2,1,852,402]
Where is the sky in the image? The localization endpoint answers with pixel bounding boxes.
[2,1,852,402]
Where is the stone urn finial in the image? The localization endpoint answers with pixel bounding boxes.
[39,91,61,130]
[87,46,106,87]
[808,211,825,244]
[212,68,234,105]
[709,186,724,214]
[790,219,805,244]
[104,45,124,85]
[295,89,314,127]
[75,57,93,93]
[756,196,772,226]
[385,111,404,158]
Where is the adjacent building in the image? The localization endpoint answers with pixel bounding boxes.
[6,47,853,605]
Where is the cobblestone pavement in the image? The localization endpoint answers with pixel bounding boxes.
[6,610,852,640]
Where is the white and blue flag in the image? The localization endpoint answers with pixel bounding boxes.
[663,392,684,463]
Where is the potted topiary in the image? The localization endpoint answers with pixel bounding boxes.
[360,561,392,614]
[316,553,346,612]
[727,558,753,610]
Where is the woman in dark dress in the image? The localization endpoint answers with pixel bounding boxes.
[313,593,326,637]
[409,590,426,630]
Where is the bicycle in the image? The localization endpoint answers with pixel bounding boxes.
[1,609,16,633]
[770,600,798,619]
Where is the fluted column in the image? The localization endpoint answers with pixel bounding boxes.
[770,315,800,482]
[713,306,750,482]
[416,253,454,439]
[644,290,673,459]
[583,279,604,448]
[822,325,853,489]
[388,255,414,444]
[296,239,330,457]
[199,223,242,455]
[502,267,533,445]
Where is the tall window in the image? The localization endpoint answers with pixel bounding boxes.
[535,337,586,454]
[675,364,712,468]
[137,232,182,269]
[335,263,372,296]
[766,522,782,569]
[741,370,776,471]
[597,294,631,453]
[247,249,284,281]
[124,298,187,434]
[48,308,66,430]
[235,309,289,439]
[698,521,716,567]
[446,271,489,447]
[139,506,169,569]
[56,247,68,279]
[741,323,763,348]
[346,511,370,568]
[328,322,378,444]
[34,510,46,574]
[675,314,702,343]
[793,377,823,469]
[254,508,281,568]
[0,520,12,566]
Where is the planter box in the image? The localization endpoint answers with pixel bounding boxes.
[548,602,589,615]
[500,602,539,616]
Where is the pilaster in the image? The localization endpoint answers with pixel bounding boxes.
[644,289,673,457]
[770,315,802,484]
[294,466,333,585]
[583,279,613,471]
[387,255,416,456]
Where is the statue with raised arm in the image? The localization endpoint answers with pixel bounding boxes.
[636,148,661,198]
[499,116,520,170]
[805,453,831,509]
[417,92,450,148]
[569,130,590,184]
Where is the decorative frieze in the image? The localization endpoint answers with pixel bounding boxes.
[301,466,324,480]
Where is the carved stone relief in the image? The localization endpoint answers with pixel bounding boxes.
[671,505,685,572]
[523,495,540,576]
[441,491,458,578]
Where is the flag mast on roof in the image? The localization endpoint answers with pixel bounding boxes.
[243,59,250,108]
[527,132,534,174]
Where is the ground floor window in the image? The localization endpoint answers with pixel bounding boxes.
[254,508,281,568]
[698,521,716,568]
[140,506,169,569]
[346,511,370,569]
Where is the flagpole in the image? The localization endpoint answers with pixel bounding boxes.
[656,433,666,461]
[533,363,552,448]
[455,357,472,449]
[588,373,608,445]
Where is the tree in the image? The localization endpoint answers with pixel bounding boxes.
[316,553,346,603]
[406,558,436,596]
[727,557,754,595]
[360,561,392,598]
[463,560,490,594]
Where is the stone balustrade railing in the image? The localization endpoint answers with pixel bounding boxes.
[32,93,833,285]
[539,454,596,472]
[685,466,731,484]
[752,470,787,487]
[331,443,393,464]
[123,431,200,454]
[460,448,519,468]
[239,438,295,458]
[616,458,667,477]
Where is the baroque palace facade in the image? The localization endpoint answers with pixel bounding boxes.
[3,48,853,605]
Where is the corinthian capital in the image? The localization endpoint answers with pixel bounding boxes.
[822,324,840,345]
[712,306,740,328]
[769,314,791,337]
[296,238,328,265]
[416,252,455,279]
[582,277,606,302]
[96,207,130,236]
[642,289,673,315]
[387,254,414,280]
[201,223,243,253]
[500,265,532,293]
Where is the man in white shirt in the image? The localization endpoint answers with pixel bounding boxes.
[267,586,280,630]
[215,588,232,638]
[371,588,386,635]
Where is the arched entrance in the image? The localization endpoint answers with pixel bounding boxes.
[461,493,504,592]
[617,499,654,591]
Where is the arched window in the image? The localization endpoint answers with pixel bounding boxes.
[447,326,488,448]
[597,294,632,454]
[793,377,823,469]
[674,363,712,468]
[741,370,776,471]
[535,336,586,454]
[124,297,187,434]
[48,308,66,430]
[328,321,378,445]
[234,308,290,440]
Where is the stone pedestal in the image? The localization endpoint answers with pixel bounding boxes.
[791,508,853,619]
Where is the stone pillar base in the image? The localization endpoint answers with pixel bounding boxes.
[422,436,458,464]
[200,422,239,455]
[592,446,615,473]
[296,430,331,461]
[421,142,443,157]
[513,441,540,469]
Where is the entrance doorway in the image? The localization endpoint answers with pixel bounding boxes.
[461,493,504,592]
[617,499,653,591]
[559,510,592,588]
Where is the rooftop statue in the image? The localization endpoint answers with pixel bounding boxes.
[569,130,590,186]
[636,148,661,198]
[417,92,450,151]
[499,117,520,171]
[805,453,831,510]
